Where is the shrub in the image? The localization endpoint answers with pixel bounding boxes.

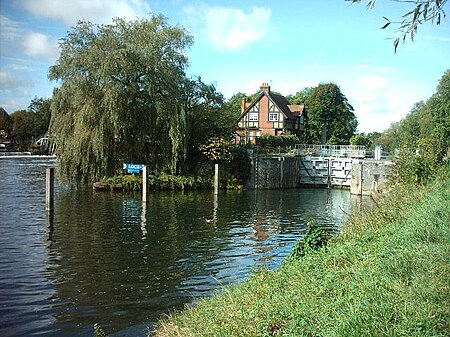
[288,222,329,260]
[256,134,300,148]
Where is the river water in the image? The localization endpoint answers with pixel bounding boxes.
[0,157,368,337]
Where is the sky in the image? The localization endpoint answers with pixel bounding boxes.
[0,0,449,133]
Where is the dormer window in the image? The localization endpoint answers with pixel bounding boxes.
[269,112,279,121]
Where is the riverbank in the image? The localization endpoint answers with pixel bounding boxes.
[153,174,450,336]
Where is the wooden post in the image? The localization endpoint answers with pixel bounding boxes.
[214,163,219,195]
[45,167,54,212]
[142,165,148,203]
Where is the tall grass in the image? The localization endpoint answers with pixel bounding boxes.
[153,173,450,337]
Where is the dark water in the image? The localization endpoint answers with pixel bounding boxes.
[0,157,369,337]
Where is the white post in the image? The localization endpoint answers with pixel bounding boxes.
[45,167,54,212]
[214,163,219,195]
[142,165,148,203]
[374,145,382,160]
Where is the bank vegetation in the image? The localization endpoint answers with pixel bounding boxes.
[152,167,450,337]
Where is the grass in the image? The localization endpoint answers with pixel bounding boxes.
[153,174,450,337]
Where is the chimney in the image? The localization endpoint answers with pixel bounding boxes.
[241,97,246,113]
[260,82,270,93]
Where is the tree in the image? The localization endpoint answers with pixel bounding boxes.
[28,97,52,137]
[49,15,193,182]
[224,92,247,118]
[10,109,35,145]
[182,78,237,173]
[349,0,448,52]
[286,87,313,105]
[382,69,450,183]
[302,83,358,144]
[0,107,13,139]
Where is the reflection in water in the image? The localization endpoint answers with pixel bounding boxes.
[0,158,373,337]
[141,202,147,239]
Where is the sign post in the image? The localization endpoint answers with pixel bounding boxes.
[123,163,147,203]
[45,167,54,212]
[214,163,219,195]
[142,165,147,203]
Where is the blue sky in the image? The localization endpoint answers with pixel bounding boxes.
[1,0,449,132]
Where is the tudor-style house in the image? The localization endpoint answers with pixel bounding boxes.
[236,83,305,143]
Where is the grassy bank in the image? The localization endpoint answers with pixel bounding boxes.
[153,175,450,337]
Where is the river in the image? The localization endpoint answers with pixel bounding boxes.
[0,157,369,337]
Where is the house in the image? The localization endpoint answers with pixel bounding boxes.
[236,83,305,143]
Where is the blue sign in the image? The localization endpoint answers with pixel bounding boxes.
[123,163,144,174]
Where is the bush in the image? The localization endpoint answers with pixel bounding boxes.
[288,222,329,260]
[220,144,252,189]
[256,134,300,148]
[99,173,212,191]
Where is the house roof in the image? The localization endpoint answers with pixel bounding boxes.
[238,89,305,121]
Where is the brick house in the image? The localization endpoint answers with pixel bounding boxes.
[236,83,305,143]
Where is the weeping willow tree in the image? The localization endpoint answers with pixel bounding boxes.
[49,15,193,183]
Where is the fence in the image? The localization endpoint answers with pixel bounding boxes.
[294,144,366,158]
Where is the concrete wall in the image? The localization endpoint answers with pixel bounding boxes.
[351,159,391,195]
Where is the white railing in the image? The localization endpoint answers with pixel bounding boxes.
[294,144,366,158]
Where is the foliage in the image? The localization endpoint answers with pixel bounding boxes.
[350,132,381,148]
[147,173,212,191]
[224,92,248,118]
[255,134,300,148]
[285,87,313,105]
[288,222,329,260]
[100,172,212,191]
[300,83,357,144]
[28,97,52,137]
[7,97,52,146]
[199,137,233,162]
[49,15,193,183]
[183,79,237,173]
[383,70,450,184]
[219,144,252,188]
[100,174,143,191]
[199,140,252,189]
[349,0,448,52]
[153,175,450,337]
[0,107,13,138]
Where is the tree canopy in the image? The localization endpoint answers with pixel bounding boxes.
[378,69,450,183]
[295,83,358,144]
[49,15,194,182]
[0,107,13,139]
[7,97,52,146]
[49,15,237,183]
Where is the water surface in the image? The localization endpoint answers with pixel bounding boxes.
[0,157,368,336]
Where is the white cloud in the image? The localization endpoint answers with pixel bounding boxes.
[0,71,33,91]
[19,0,151,26]
[21,32,59,61]
[345,72,426,133]
[0,99,28,113]
[357,75,388,91]
[0,15,22,41]
[186,5,271,51]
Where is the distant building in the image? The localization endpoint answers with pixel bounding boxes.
[236,83,305,143]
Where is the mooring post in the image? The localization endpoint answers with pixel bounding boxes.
[142,165,148,203]
[214,163,219,195]
[45,167,54,212]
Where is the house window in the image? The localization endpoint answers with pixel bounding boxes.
[269,113,279,121]
[248,112,258,121]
